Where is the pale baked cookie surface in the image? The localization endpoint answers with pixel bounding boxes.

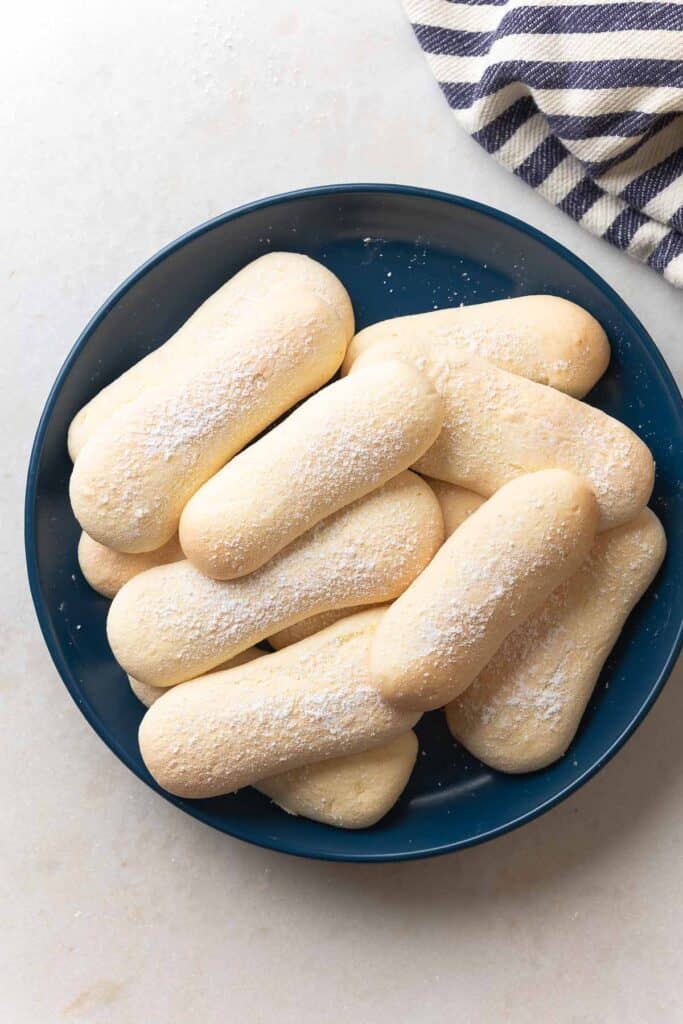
[343,294,609,396]
[446,509,666,772]
[371,470,599,711]
[78,532,183,599]
[351,339,653,531]
[108,472,443,687]
[180,360,443,579]
[70,285,350,553]
[68,252,354,459]
[138,609,420,799]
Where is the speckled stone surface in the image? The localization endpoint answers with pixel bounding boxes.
[3,2,682,1021]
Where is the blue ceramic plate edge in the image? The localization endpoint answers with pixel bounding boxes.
[24,183,683,863]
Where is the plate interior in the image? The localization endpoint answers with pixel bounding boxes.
[26,187,683,860]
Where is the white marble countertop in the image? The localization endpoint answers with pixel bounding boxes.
[3,2,682,1021]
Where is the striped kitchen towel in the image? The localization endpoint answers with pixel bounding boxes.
[404,0,683,286]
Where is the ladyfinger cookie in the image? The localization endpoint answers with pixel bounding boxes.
[343,295,609,397]
[351,339,653,531]
[138,609,421,798]
[78,532,184,599]
[108,471,444,687]
[128,646,266,708]
[180,361,443,579]
[267,482,482,649]
[446,508,666,772]
[68,252,354,460]
[422,478,485,536]
[70,285,351,553]
[257,731,418,829]
[371,470,599,711]
[268,607,367,650]
[130,646,417,828]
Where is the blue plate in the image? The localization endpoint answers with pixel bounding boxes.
[25,185,683,862]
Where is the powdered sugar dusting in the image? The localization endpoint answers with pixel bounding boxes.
[73,292,342,549]
[187,362,441,575]
[410,485,592,676]
[350,294,607,395]
[110,473,441,685]
[453,585,575,733]
[450,509,666,752]
[365,339,654,530]
[144,616,418,795]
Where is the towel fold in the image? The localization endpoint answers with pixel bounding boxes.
[404,0,683,286]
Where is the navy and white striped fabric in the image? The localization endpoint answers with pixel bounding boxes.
[404,0,683,286]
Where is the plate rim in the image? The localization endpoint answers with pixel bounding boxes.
[24,182,683,863]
